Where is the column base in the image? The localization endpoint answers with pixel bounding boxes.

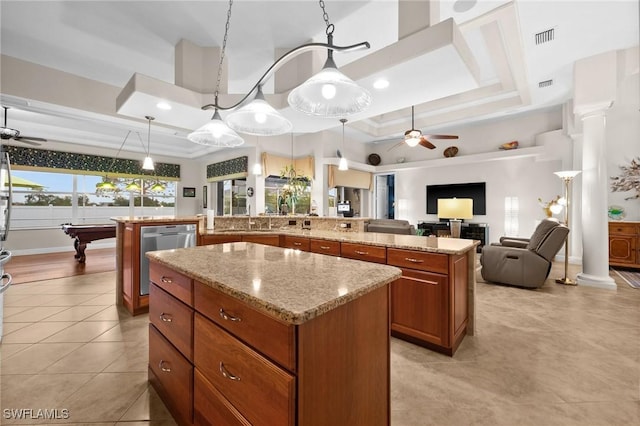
[576,272,617,290]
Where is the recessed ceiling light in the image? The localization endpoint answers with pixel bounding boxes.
[453,0,477,13]
[156,101,172,110]
[373,79,389,90]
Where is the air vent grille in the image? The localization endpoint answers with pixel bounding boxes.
[535,28,555,45]
[538,79,553,88]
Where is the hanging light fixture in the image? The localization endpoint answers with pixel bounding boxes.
[96,130,132,191]
[287,2,371,117]
[187,0,244,148]
[405,106,422,147]
[338,118,348,171]
[142,116,155,170]
[125,180,141,192]
[192,0,371,144]
[150,181,165,192]
[227,86,292,136]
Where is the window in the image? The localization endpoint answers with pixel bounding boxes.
[217,179,247,216]
[264,175,310,215]
[10,170,176,229]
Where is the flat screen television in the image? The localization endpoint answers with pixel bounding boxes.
[426,182,486,215]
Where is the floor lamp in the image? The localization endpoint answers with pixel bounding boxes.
[554,170,581,285]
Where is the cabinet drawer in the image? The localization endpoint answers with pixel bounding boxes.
[149,283,194,361]
[341,242,386,264]
[194,282,296,372]
[242,234,281,247]
[609,223,638,235]
[148,324,193,425]
[194,369,251,426]
[194,314,295,426]
[149,261,193,306]
[309,239,341,256]
[387,248,449,274]
[282,235,310,251]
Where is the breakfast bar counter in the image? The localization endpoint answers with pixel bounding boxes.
[146,242,401,425]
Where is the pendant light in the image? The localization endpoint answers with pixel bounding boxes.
[338,118,348,171]
[150,181,165,192]
[187,0,244,148]
[287,3,371,117]
[96,130,131,191]
[126,180,141,192]
[227,86,292,136]
[142,116,155,170]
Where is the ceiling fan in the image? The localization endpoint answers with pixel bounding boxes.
[388,106,458,150]
[1,106,47,146]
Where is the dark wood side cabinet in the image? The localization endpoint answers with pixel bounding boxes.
[609,222,639,268]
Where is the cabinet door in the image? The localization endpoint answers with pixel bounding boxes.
[200,234,242,245]
[390,268,449,348]
[609,235,636,265]
[149,283,194,361]
[309,238,341,256]
[282,235,310,251]
[341,242,386,264]
[242,234,280,247]
[194,369,251,426]
[148,324,193,425]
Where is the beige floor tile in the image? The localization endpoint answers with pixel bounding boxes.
[103,341,149,373]
[80,294,117,306]
[0,342,84,374]
[92,317,149,343]
[1,322,32,335]
[1,322,75,344]
[0,343,31,360]
[84,305,138,322]
[47,341,127,373]
[4,306,69,323]
[41,293,106,307]
[61,372,148,422]
[118,385,175,422]
[1,293,64,307]
[2,306,32,317]
[42,320,119,343]
[44,305,110,322]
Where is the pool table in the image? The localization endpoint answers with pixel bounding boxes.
[61,223,116,263]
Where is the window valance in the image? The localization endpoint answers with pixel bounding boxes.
[206,156,248,182]
[262,153,314,179]
[5,145,180,180]
[328,165,372,190]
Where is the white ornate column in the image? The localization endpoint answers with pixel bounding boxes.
[576,106,616,289]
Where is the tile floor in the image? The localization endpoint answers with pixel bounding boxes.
[1,262,638,425]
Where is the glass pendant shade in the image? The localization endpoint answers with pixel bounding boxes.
[405,136,421,147]
[96,180,116,191]
[252,162,262,175]
[287,57,372,117]
[227,87,292,136]
[142,156,154,170]
[188,110,244,147]
[126,180,141,192]
[338,156,348,171]
[150,182,165,192]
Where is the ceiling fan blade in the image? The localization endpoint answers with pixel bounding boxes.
[418,137,436,149]
[14,136,44,146]
[386,140,405,152]
[423,134,459,140]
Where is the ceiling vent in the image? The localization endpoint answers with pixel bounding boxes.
[535,28,555,45]
[538,79,553,88]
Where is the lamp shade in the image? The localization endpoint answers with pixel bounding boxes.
[125,180,141,192]
[338,156,348,171]
[405,130,421,147]
[554,170,581,180]
[437,198,473,220]
[287,57,371,117]
[226,87,292,136]
[150,182,165,192]
[188,110,244,147]
[142,156,154,170]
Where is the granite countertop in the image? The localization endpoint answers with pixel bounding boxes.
[147,242,402,324]
[111,216,200,223]
[202,228,478,255]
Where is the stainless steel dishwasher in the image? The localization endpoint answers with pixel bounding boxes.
[139,224,196,295]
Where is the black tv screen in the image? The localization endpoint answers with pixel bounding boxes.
[426,182,486,215]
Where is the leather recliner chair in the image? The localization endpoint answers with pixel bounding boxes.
[480,218,569,288]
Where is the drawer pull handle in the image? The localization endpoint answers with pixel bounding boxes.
[159,313,172,322]
[355,250,369,255]
[159,360,171,373]
[320,246,331,250]
[219,362,240,381]
[293,242,302,246]
[405,257,424,264]
[219,308,242,322]
[160,276,173,284]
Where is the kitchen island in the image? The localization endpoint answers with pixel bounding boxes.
[146,242,402,425]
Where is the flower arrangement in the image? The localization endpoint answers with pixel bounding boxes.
[538,195,563,217]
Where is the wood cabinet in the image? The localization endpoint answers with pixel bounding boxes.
[200,234,242,245]
[387,248,468,356]
[148,262,195,425]
[241,234,281,247]
[199,233,280,247]
[149,259,391,426]
[609,222,640,268]
[309,238,341,256]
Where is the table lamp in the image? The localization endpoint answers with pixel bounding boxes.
[438,198,473,238]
